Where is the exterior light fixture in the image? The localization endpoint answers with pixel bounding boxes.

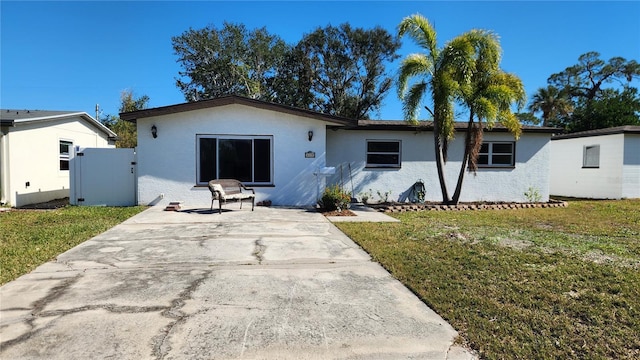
[151,125,158,138]
[308,130,313,141]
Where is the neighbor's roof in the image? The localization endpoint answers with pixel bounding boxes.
[346,120,560,133]
[0,109,117,139]
[120,95,357,126]
[551,125,640,140]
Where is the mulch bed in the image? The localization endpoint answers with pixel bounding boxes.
[319,209,357,217]
[14,198,70,210]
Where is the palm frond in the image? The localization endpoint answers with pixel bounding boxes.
[474,97,498,126]
[432,73,457,141]
[397,54,433,98]
[402,81,428,122]
[465,29,501,71]
[498,111,522,139]
[440,36,475,84]
[398,14,438,57]
[498,72,526,109]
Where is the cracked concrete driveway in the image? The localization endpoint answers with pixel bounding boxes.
[1,205,474,359]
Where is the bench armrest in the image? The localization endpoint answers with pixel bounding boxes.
[239,184,255,194]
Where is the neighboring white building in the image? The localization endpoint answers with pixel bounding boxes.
[550,126,640,199]
[0,110,117,207]
[120,96,557,207]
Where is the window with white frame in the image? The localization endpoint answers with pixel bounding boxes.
[197,135,273,185]
[477,142,515,167]
[583,145,600,168]
[366,140,401,168]
[59,140,72,171]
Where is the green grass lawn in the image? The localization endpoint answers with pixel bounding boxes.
[0,205,146,285]
[336,199,640,360]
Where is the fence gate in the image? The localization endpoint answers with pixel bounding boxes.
[70,147,136,206]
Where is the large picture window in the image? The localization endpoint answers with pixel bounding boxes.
[197,135,272,185]
[583,145,600,168]
[59,140,72,171]
[366,140,401,168]
[477,142,515,167]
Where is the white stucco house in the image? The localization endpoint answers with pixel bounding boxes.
[550,126,640,199]
[0,110,117,207]
[120,96,557,207]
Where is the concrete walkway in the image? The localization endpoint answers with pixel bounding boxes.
[1,204,475,359]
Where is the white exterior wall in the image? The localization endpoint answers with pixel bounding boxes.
[1,116,113,207]
[135,104,330,207]
[550,134,625,199]
[622,133,640,198]
[327,130,551,203]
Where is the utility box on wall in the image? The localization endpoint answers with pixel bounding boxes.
[70,147,137,206]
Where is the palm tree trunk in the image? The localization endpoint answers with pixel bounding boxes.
[433,119,451,204]
[451,113,475,204]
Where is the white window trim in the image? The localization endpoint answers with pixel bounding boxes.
[59,139,73,172]
[365,139,402,168]
[478,141,515,167]
[583,144,600,168]
[196,134,273,185]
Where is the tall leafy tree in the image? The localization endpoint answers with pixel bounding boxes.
[545,52,640,131]
[570,86,640,131]
[172,22,400,120]
[104,90,149,148]
[172,22,289,102]
[398,14,525,204]
[527,85,573,127]
[293,24,401,119]
[549,52,640,101]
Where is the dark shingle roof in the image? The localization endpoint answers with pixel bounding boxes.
[0,109,83,121]
[552,126,640,140]
[118,95,560,134]
[350,120,559,133]
[0,109,117,139]
[120,95,357,126]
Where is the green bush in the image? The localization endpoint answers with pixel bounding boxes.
[319,184,351,212]
[524,186,542,202]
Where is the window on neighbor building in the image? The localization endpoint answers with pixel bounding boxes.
[197,135,272,185]
[583,145,600,168]
[59,140,72,171]
[477,142,515,167]
[366,140,401,168]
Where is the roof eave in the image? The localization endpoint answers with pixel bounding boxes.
[552,126,640,140]
[120,95,356,126]
[4,112,117,138]
[340,120,561,133]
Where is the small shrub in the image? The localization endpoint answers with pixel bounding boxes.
[376,189,392,203]
[319,185,351,212]
[524,186,542,203]
[359,189,373,204]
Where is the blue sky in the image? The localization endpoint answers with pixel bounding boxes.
[1,1,639,121]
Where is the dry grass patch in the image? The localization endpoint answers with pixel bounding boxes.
[336,199,640,359]
[0,205,146,285]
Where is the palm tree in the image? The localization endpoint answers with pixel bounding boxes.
[451,30,526,203]
[399,15,526,204]
[528,85,573,127]
[397,14,462,203]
